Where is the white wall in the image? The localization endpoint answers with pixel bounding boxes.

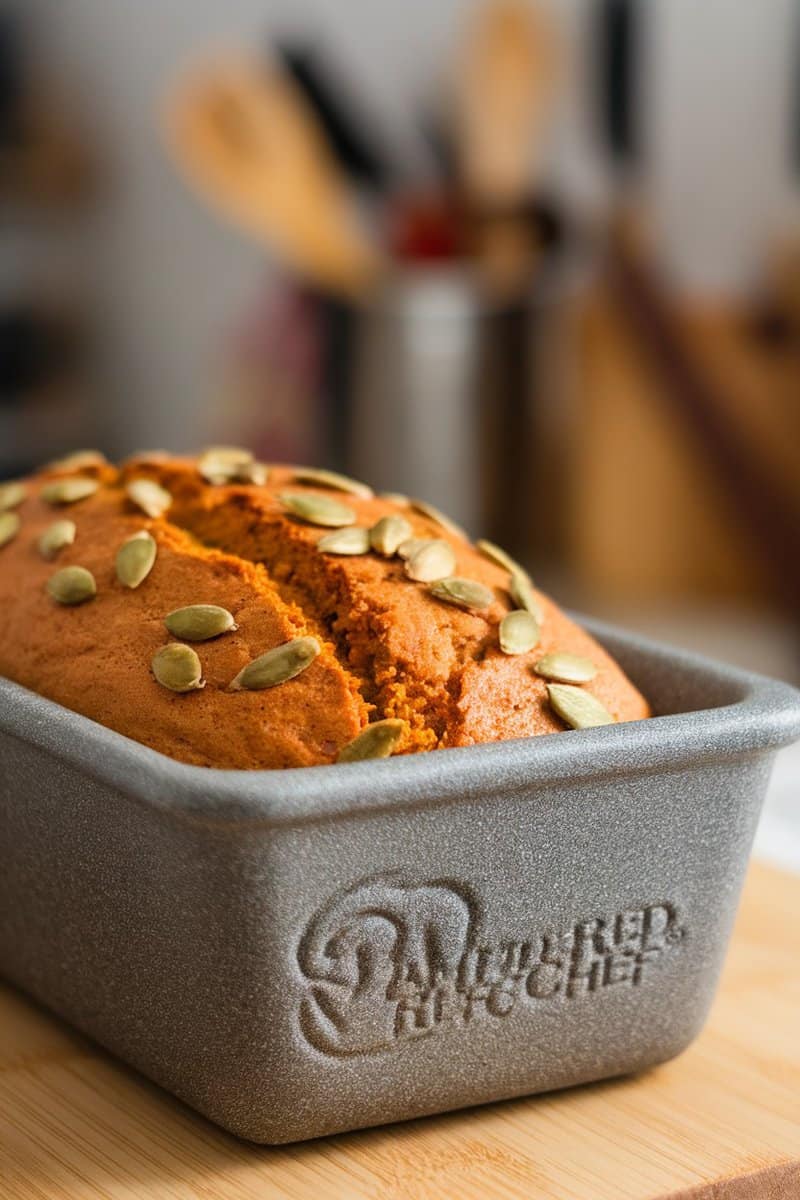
[29,0,799,450]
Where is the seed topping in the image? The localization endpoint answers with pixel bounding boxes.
[337,719,407,762]
[499,609,540,654]
[152,643,204,692]
[165,604,237,641]
[292,467,373,498]
[229,636,320,690]
[279,492,356,527]
[41,477,99,506]
[509,572,544,623]
[547,683,614,730]
[411,498,466,538]
[38,519,77,560]
[429,576,494,611]
[404,539,456,582]
[46,565,96,606]
[535,652,597,684]
[115,531,157,588]
[317,526,371,555]
[0,481,26,511]
[370,514,413,556]
[126,478,171,518]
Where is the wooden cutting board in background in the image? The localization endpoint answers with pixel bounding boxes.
[0,862,798,1199]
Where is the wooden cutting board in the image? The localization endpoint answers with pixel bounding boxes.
[1,861,798,1200]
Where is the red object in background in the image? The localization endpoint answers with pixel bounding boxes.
[387,191,464,263]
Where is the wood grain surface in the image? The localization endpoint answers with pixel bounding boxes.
[1,861,798,1200]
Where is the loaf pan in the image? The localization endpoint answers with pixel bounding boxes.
[1,619,799,1144]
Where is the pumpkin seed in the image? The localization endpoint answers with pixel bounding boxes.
[152,643,204,693]
[547,683,614,730]
[38,519,76,560]
[115,531,157,588]
[165,603,237,641]
[47,449,107,472]
[404,539,456,582]
[535,652,597,684]
[429,576,494,611]
[201,460,269,485]
[509,571,544,623]
[317,526,371,555]
[396,537,426,560]
[378,491,409,505]
[240,461,269,485]
[198,447,268,485]
[46,565,96,606]
[411,498,466,538]
[41,477,99,506]
[370,514,413,556]
[126,478,171,518]
[0,512,20,548]
[279,491,355,527]
[229,635,320,690]
[0,481,26,511]
[200,445,253,466]
[337,718,407,762]
[476,538,530,579]
[499,609,540,654]
[292,467,373,498]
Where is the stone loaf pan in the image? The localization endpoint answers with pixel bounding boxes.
[1,618,799,1145]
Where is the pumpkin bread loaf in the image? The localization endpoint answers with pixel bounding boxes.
[0,451,650,768]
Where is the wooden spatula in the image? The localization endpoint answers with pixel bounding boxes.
[452,0,558,209]
[164,56,383,297]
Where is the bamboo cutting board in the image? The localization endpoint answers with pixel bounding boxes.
[1,862,798,1200]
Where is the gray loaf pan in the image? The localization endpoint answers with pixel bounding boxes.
[1,618,799,1144]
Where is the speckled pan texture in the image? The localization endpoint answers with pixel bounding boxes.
[1,620,799,1145]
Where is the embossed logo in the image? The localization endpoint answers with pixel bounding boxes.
[297,876,686,1057]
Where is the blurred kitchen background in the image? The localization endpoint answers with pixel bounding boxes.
[1,1,798,859]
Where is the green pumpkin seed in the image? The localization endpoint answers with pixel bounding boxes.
[38,519,76,560]
[370,514,413,556]
[165,603,237,641]
[198,447,268,485]
[229,635,320,690]
[0,481,26,511]
[411,498,466,539]
[535,652,597,684]
[337,718,407,762]
[429,576,494,611]
[47,449,107,472]
[317,526,371,555]
[152,643,204,693]
[292,467,373,498]
[378,491,409,505]
[397,536,427,560]
[0,511,21,548]
[41,477,99,506]
[404,539,456,582]
[201,445,253,466]
[115,531,157,588]
[547,683,614,730]
[126,478,171,518]
[476,538,531,580]
[279,492,356,527]
[46,565,96,606]
[509,571,544,623]
[499,609,540,654]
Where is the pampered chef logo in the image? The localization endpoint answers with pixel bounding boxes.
[297,876,686,1057]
